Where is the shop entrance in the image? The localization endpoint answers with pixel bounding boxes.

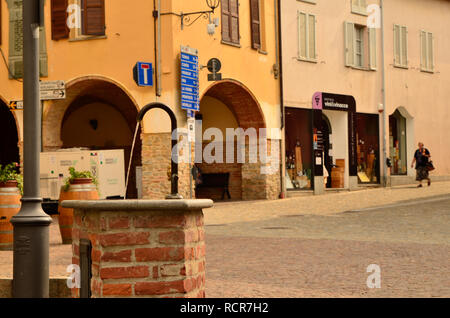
[321,115,332,188]
[356,113,380,183]
[0,101,20,166]
[389,110,407,175]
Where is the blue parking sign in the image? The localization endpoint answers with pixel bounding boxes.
[133,62,153,87]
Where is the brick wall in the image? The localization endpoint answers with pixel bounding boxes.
[71,206,207,298]
[141,133,193,200]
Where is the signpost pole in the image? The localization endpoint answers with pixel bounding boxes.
[11,0,52,298]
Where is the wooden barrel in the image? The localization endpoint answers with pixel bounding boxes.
[58,179,99,244]
[0,181,21,250]
[331,168,344,188]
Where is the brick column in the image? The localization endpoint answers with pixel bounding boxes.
[62,199,213,298]
[141,133,193,200]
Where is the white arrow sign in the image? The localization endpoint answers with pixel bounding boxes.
[40,89,66,100]
[40,80,65,91]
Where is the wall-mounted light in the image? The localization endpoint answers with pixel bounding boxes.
[160,0,221,31]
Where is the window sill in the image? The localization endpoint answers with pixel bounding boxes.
[346,65,376,72]
[69,35,107,42]
[257,49,268,55]
[297,0,317,4]
[351,9,368,17]
[420,68,435,74]
[221,40,241,48]
[393,64,409,70]
[297,57,317,64]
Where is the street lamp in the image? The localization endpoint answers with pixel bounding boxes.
[206,0,220,11]
[10,0,52,298]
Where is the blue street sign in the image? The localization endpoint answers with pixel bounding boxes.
[133,62,153,87]
[181,77,198,87]
[180,46,199,111]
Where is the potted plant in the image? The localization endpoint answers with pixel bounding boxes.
[0,163,22,250]
[62,167,98,192]
[0,162,23,194]
[58,167,99,244]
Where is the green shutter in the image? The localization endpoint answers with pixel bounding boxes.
[401,26,408,67]
[308,14,316,59]
[345,22,355,66]
[369,28,377,70]
[394,24,400,65]
[298,12,307,59]
[420,30,427,70]
[428,32,434,71]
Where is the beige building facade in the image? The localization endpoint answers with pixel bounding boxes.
[280,0,450,194]
[0,0,282,201]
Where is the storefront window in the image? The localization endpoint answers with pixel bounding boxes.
[356,113,380,184]
[389,110,407,175]
[285,108,313,190]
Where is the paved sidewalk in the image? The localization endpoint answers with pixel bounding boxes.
[204,181,450,225]
[0,181,448,297]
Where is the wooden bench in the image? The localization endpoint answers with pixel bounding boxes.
[196,173,231,200]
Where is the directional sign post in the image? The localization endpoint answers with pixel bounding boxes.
[9,100,24,111]
[40,80,66,100]
[180,46,199,112]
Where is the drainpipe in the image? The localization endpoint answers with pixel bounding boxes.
[380,0,388,187]
[153,0,162,97]
[276,0,286,198]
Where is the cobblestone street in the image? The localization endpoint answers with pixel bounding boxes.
[0,182,449,297]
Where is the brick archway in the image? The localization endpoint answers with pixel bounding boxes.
[197,80,276,201]
[201,79,266,130]
[43,76,142,198]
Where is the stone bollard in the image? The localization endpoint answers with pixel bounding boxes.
[61,199,213,298]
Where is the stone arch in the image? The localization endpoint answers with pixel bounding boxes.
[197,79,274,201]
[200,79,266,130]
[43,75,142,198]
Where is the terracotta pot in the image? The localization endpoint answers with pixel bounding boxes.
[58,178,99,244]
[0,181,21,250]
[0,180,18,188]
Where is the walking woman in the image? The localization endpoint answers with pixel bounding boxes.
[411,142,431,187]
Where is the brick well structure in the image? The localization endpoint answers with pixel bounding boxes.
[62,199,213,298]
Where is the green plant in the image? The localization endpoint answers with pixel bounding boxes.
[62,167,99,192]
[0,162,23,194]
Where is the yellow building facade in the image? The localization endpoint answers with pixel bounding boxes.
[0,0,282,201]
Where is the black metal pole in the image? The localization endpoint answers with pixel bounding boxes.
[10,0,52,298]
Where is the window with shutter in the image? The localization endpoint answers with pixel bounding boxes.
[420,31,434,72]
[393,24,408,68]
[221,0,240,45]
[82,0,105,36]
[250,0,260,49]
[51,0,69,40]
[297,11,316,62]
[352,0,367,15]
[344,21,376,70]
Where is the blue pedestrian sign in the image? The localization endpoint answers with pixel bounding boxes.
[133,62,153,87]
[180,46,199,112]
